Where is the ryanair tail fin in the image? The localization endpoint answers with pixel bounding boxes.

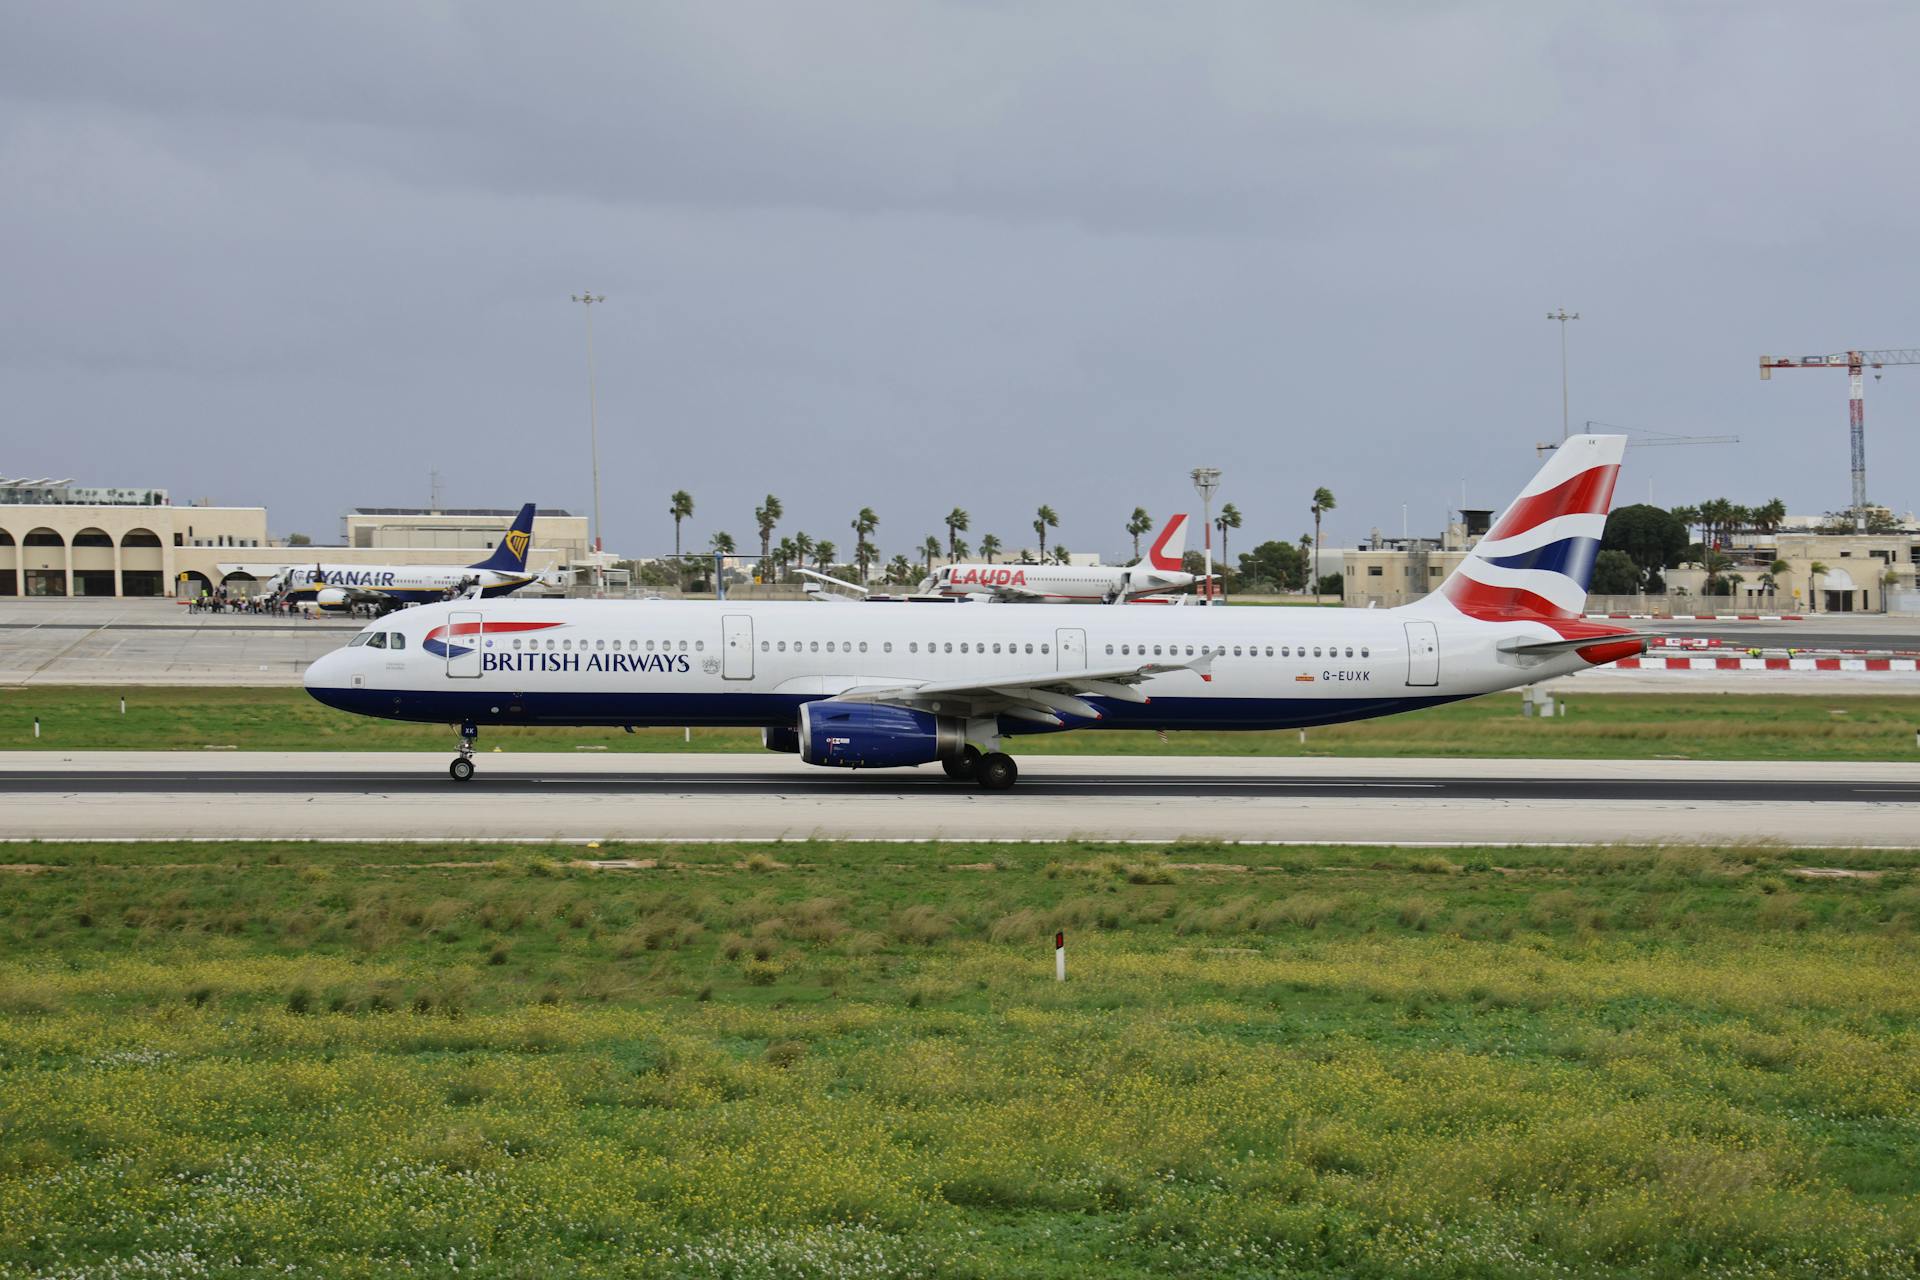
[470,503,537,573]
[1411,435,1625,621]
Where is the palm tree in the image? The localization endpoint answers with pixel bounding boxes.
[1033,505,1058,561]
[775,536,798,583]
[951,538,971,561]
[980,533,1001,564]
[887,554,914,585]
[754,495,783,578]
[813,540,837,575]
[1763,559,1790,602]
[1808,561,1828,614]
[794,531,815,576]
[1052,546,1071,565]
[850,508,879,583]
[1215,503,1241,601]
[709,530,735,556]
[920,535,942,574]
[944,507,970,560]
[1309,487,1336,602]
[669,490,695,556]
[1125,507,1153,561]
[1298,534,1314,597]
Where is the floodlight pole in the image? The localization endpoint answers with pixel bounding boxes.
[1190,467,1221,603]
[572,292,606,596]
[1547,308,1579,441]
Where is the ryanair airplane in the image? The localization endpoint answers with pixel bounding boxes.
[272,504,545,613]
[305,440,1647,789]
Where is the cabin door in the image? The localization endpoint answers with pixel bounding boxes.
[1055,627,1087,671]
[1403,620,1439,686]
[445,611,483,678]
[722,614,755,680]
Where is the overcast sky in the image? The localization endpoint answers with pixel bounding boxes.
[4,2,1917,563]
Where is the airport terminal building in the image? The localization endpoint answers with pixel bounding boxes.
[0,478,584,598]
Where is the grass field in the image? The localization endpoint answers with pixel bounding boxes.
[3,839,1919,1277]
[4,685,1920,760]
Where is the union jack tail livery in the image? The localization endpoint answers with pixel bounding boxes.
[1419,434,1624,622]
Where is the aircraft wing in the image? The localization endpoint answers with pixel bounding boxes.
[797,567,869,597]
[828,653,1214,725]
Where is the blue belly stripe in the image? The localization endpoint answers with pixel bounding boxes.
[306,685,1469,735]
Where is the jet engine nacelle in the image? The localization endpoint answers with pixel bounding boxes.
[798,702,964,769]
[761,726,800,754]
[314,588,352,610]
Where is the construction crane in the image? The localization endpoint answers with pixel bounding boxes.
[1535,424,1739,458]
[1760,348,1920,532]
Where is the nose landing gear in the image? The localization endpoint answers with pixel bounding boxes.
[450,721,477,781]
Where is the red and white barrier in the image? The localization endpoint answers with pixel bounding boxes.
[1613,656,1919,673]
[1586,613,1805,621]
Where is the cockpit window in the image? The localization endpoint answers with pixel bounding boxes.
[388,632,406,650]
[347,632,370,647]
[366,632,388,649]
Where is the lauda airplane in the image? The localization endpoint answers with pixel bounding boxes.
[304,438,1645,789]
[919,513,1200,602]
[271,503,543,613]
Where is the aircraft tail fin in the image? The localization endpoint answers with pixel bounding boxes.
[1411,435,1625,620]
[470,503,537,573]
[1146,513,1190,573]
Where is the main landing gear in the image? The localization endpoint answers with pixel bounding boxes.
[450,721,477,782]
[942,743,1018,791]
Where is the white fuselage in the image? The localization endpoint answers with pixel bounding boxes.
[920,563,1196,603]
[272,564,534,602]
[304,596,1611,734]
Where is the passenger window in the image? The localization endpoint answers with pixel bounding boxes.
[646,640,656,652]
[777,641,786,652]
[1314,646,1323,658]
[1233,645,1242,657]
[859,641,868,653]
[909,642,918,653]
[1105,644,1114,655]
[347,633,370,647]
[562,639,572,650]
[366,632,387,649]
[993,643,1002,654]
[960,643,968,654]
[760,641,769,652]
[883,642,892,653]
[1361,647,1370,658]
[595,639,605,650]
[679,640,688,651]
[390,633,405,650]
[944,643,953,653]
[1121,644,1130,655]
[810,641,819,652]
[1345,647,1354,658]
[1265,646,1274,657]
[1153,645,1163,656]
[695,641,704,651]
[1024,643,1033,654]
[827,642,836,653]
[1185,645,1194,656]
[1041,644,1050,654]
[512,638,522,650]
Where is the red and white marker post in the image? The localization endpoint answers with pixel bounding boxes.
[1055,931,1066,982]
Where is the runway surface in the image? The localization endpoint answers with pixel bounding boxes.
[7,752,1919,846]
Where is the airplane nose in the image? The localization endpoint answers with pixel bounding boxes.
[303,648,352,706]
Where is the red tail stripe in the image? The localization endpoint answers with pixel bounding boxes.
[1148,515,1187,572]
[1484,465,1619,542]
[1442,575,1578,622]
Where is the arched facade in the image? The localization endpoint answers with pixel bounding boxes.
[176,570,213,599]
[120,527,165,597]
[219,570,260,596]
[71,527,117,596]
[0,527,15,596]
[21,527,65,596]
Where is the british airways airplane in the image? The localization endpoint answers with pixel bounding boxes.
[271,504,544,613]
[304,438,1644,789]
[919,514,1202,603]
